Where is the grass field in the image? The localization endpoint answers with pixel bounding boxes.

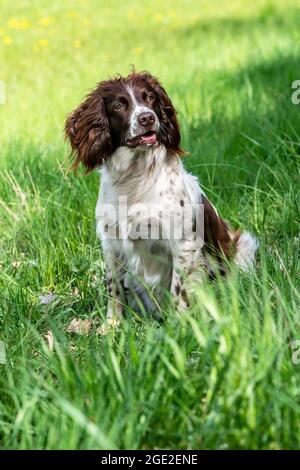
[0,0,300,450]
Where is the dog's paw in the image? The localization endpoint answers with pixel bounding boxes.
[96,318,120,336]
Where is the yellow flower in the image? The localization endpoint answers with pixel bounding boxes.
[7,18,30,29]
[7,18,18,28]
[37,38,48,47]
[127,11,134,19]
[67,11,78,18]
[132,46,143,55]
[169,11,176,18]
[74,40,81,48]
[19,19,31,29]
[154,13,163,22]
[39,17,55,26]
[3,36,12,45]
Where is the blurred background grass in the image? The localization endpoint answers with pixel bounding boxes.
[1,0,299,143]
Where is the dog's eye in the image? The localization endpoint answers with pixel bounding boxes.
[113,102,125,111]
[146,94,155,104]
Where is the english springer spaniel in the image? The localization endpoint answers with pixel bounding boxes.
[65,71,257,332]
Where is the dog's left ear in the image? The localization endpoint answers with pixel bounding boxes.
[65,83,113,172]
[146,74,185,155]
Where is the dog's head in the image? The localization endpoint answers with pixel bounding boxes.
[65,71,183,172]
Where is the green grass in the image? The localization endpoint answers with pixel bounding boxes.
[1,0,300,449]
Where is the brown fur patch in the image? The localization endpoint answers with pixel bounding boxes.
[202,196,237,261]
[175,283,181,295]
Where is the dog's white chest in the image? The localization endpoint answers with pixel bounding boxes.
[95,146,204,292]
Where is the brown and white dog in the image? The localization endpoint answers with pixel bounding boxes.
[65,71,258,329]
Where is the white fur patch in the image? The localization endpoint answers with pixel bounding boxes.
[234,232,259,271]
[126,86,158,138]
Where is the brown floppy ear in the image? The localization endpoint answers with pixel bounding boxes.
[146,73,185,155]
[65,85,113,172]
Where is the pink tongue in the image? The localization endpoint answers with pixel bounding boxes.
[141,133,157,144]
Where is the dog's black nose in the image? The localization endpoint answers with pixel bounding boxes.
[138,112,155,127]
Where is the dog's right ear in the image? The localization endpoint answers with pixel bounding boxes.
[65,84,113,172]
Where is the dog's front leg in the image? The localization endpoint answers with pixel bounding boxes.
[170,248,205,312]
[98,254,125,335]
[106,271,124,320]
[170,266,190,312]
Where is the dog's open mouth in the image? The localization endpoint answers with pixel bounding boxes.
[127,131,158,148]
[140,131,157,145]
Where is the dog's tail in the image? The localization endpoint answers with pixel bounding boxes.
[233,231,259,271]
